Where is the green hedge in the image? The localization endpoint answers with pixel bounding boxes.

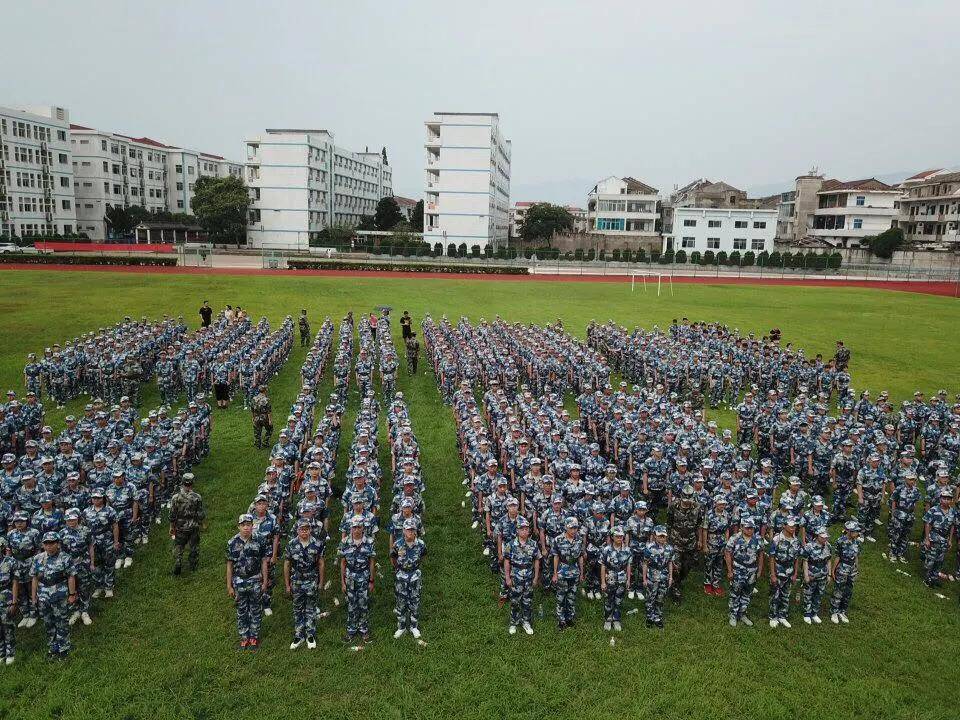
[287,260,529,275]
[0,253,177,266]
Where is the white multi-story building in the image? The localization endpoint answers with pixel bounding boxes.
[587,176,659,239]
[810,178,899,248]
[424,112,511,250]
[0,105,77,238]
[894,169,960,247]
[667,207,777,254]
[69,124,242,240]
[245,129,392,249]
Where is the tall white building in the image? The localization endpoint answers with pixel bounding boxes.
[666,207,777,254]
[809,178,899,248]
[69,124,242,240]
[423,112,511,250]
[0,105,77,238]
[245,129,393,249]
[586,176,659,239]
[894,169,960,247]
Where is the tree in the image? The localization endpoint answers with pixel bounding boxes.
[374,196,403,231]
[865,227,904,259]
[104,205,136,237]
[411,199,424,232]
[190,175,249,244]
[357,215,376,231]
[520,203,574,244]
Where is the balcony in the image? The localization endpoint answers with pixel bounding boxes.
[425,134,441,148]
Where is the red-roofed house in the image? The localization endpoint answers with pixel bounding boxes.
[810,177,899,248]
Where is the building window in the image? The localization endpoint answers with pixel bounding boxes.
[707,238,720,249]
[708,220,722,228]
[733,238,746,250]
[58,153,68,164]
[176,182,184,191]
[175,164,183,174]
[113,184,121,194]
[855,196,865,206]
[751,239,765,250]
[683,219,696,227]
[596,218,625,231]
[734,220,748,228]
[61,199,71,210]
[59,177,70,188]
[853,218,863,229]
[101,140,107,151]
[753,221,766,229]
[681,237,696,248]
[104,182,110,193]
[177,200,184,208]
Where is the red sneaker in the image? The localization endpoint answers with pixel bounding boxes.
[249,638,259,650]
[239,639,249,649]
[713,585,726,598]
[703,584,714,596]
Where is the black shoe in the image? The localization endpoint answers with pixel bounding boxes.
[645,619,654,628]
[188,562,198,572]
[655,620,664,629]
[558,621,567,630]
[567,619,576,628]
[343,633,355,644]
[362,632,371,643]
[925,579,943,588]
[172,565,181,576]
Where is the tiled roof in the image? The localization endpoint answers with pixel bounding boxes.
[819,178,896,192]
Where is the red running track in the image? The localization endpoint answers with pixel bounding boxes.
[1,262,958,297]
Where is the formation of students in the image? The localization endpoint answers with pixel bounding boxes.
[422,314,958,634]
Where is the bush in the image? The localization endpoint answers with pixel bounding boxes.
[286,260,529,275]
[456,243,467,258]
[636,248,647,263]
[659,250,673,264]
[484,245,493,258]
[674,249,686,264]
[717,251,729,266]
[689,250,701,265]
[768,251,781,267]
[470,244,481,258]
[703,250,715,265]
[433,242,443,256]
[586,248,596,261]
[743,251,755,267]
[729,250,741,266]
[495,246,507,260]
[866,227,904,259]
[829,252,843,269]
[446,243,456,258]
[0,253,177,267]
[598,249,606,261]
[574,249,584,261]
[650,250,661,263]
[611,249,622,262]
[564,251,573,261]
[780,251,793,268]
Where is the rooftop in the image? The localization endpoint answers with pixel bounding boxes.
[819,178,897,193]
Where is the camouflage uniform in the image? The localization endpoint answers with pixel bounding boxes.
[642,538,674,625]
[251,390,273,449]
[286,535,325,642]
[801,538,832,619]
[601,539,632,623]
[829,532,862,617]
[767,529,801,622]
[725,530,763,623]
[394,537,426,631]
[552,532,583,626]
[226,531,267,643]
[338,536,376,638]
[666,496,704,599]
[169,481,205,573]
[31,545,75,657]
[0,551,16,660]
[504,535,538,627]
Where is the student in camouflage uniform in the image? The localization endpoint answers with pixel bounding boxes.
[666,484,704,603]
[339,517,377,643]
[226,514,269,650]
[284,519,325,650]
[829,520,863,623]
[888,471,921,563]
[767,518,801,628]
[552,517,584,629]
[801,527,832,624]
[725,517,764,627]
[642,525,674,628]
[30,532,77,660]
[922,489,956,588]
[393,518,426,639]
[169,474,205,575]
[298,310,311,348]
[0,538,18,664]
[503,516,539,635]
[405,332,420,376]
[600,526,632,631]
[250,386,273,449]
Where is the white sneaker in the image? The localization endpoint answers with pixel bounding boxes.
[613,621,622,632]
[410,627,421,639]
[464,491,471,498]
[123,557,133,568]
[866,536,876,543]
[508,625,517,635]
[740,616,753,627]
[830,613,839,624]
[104,590,114,598]
[81,612,92,625]
[482,548,490,556]
[874,518,881,526]
[899,557,908,564]
[4,656,12,665]
[92,589,103,599]
[471,521,479,530]
[780,618,792,628]
[729,617,737,627]
[812,615,822,624]
[522,622,533,635]
[114,559,123,570]
[306,636,317,649]
[769,619,779,628]
[603,621,612,631]
[69,612,80,626]
[839,613,849,624]
[16,618,29,629]
[263,607,273,617]
[155,517,161,525]
[803,616,812,625]
[628,591,635,600]
[25,617,36,628]
[637,593,645,601]
[142,537,149,545]
[394,627,406,639]
[290,638,304,650]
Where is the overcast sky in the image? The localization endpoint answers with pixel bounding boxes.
[2,1,957,205]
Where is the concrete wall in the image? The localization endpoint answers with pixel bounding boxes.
[550,232,661,254]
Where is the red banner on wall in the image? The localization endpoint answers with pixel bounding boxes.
[34,242,176,254]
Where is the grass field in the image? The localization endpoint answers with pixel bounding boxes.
[0,269,958,720]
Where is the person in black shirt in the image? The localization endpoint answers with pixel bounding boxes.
[400,311,412,340]
[199,301,213,328]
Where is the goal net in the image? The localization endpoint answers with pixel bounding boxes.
[630,271,674,296]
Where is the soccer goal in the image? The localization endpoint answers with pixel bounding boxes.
[631,271,674,296]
